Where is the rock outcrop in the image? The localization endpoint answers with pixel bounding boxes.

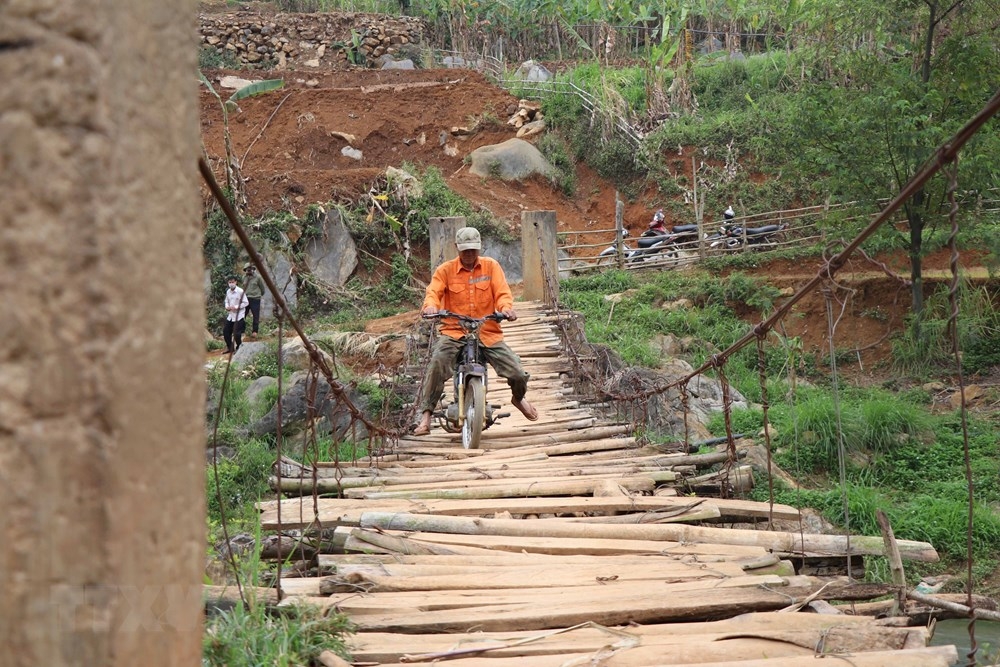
[199,11,426,69]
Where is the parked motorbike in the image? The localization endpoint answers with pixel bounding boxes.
[597,211,701,267]
[707,222,786,251]
[704,205,786,251]
[423,310,510,449]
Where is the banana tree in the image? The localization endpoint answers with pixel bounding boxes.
[199,74,284,211]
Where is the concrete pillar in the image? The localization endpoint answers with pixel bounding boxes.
[428,216,466,269]
[521,211,560,304]
[1,1,204,665]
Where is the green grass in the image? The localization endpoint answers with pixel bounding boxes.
[204,602,354,667]
[560,268,786,396]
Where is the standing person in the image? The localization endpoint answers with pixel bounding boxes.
[413,227,538,436]
[243,262,265,338]
[223,276,248,354]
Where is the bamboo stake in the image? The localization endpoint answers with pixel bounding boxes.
[906,590,1000,622]
[876,509,907,615]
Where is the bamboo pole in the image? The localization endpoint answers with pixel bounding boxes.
[358,512,939,561]
[350,616,927,663]
[906,590,1000,622]
[259,495,802,530]
[351,528,771,558]
[342,476,658,500]
[876,509,907,615]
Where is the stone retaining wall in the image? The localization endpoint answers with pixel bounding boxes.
[199,11,426,68]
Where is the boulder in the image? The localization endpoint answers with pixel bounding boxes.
[698,35,723,54]
[245,376,278,406]
[205,446,237,463]
[341,146,363,160]
[381,58,415,70]
[652,333,683,358]
[442,55,467,68]
[281,336,335,371]
[218,75,256,91]
[468,138,555,181]
[515,60,552,82]
[231,341,269,367]
[250,372,370,440]
[302,208,358,288]
[516,119,546,139]
[260,251,297,316]
[386,166,422,199]
[593,345,748,438]
[949,384,983,409]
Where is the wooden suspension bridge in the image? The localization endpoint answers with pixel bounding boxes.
[257,301,962,667]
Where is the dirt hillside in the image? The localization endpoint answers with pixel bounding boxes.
[199,65,993,383]
[199,67,656,238]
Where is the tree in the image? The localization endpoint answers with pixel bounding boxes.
[788,0,1000,335]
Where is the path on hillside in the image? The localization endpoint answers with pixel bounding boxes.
[258,301,956,666]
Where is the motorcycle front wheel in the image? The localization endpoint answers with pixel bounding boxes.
[461,376,486,450]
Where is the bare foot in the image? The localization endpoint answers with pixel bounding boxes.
[512,398,539,421]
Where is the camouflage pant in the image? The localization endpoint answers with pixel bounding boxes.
[418,335,530,413]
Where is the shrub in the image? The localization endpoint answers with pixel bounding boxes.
[537,132,576,196]
[206,437,273,528]
[204,602,353,667]
[199,47,241,70]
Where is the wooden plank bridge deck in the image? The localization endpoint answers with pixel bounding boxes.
[260,301,956,666]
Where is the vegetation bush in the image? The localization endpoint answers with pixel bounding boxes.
[537,132,576,196]
[199,46,241,70]
[891,280,1000,375]
[204,602,353,667]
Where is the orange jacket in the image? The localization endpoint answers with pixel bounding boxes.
[422,255,514,347]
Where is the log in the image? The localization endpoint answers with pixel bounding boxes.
[906,589,1000,622]
[345,528,458,556]
[259,495,801,530]
[841,593,1000,623]
[203,584,278,610]
[288,581,901,632]
[347,612,899,662]
[359,512,940,561]
[368,647,957,667]
[564,504,721,524]
[317,551,768,569]
[344,476,657,500]
[348,527,771,558]
[316,560,749,593]
[258,535,319,561]
[302,573,790,615]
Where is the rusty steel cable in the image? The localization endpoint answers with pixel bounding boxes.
[715,358,737,497]
[274,308,284,600]
[550,88,1000,407]
[199,157,398,444]
[823,285,853,581]
[207,344,247,605]
[756,336,776,528]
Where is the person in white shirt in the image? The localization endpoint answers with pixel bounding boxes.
[223,276,249,354]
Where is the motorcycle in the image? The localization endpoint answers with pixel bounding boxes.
[598,225,703,266]
[423,310,510,449]
[597,210,702,267]
[707,222,786,251]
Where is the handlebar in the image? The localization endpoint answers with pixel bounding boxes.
[422,310,509,325]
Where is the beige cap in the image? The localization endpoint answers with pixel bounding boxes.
[455,227,482,251]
